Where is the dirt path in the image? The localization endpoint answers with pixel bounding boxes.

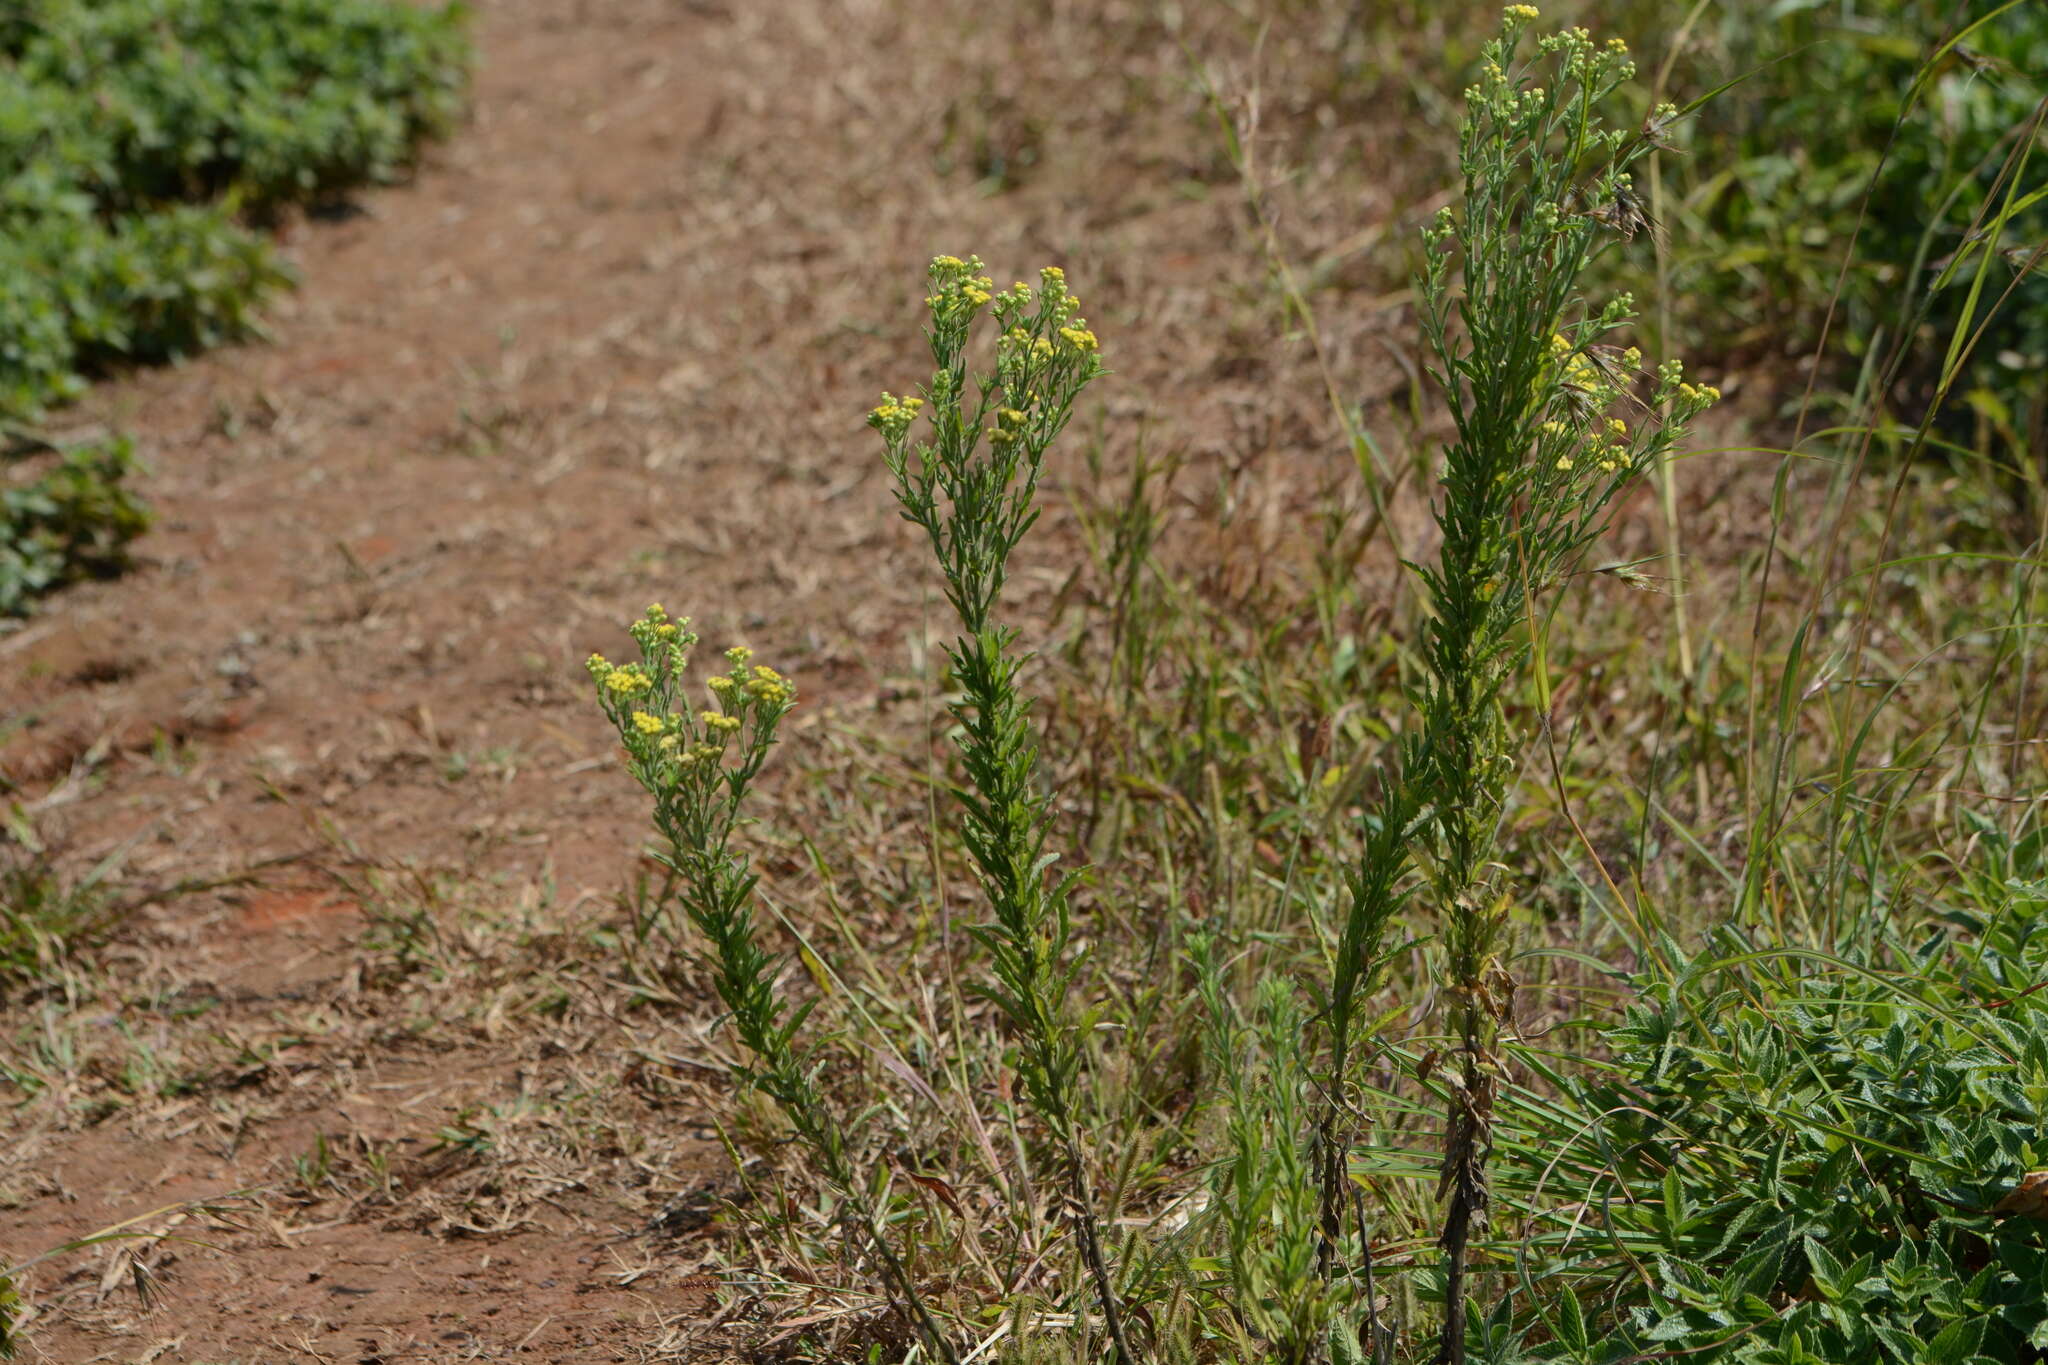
[2,2,1407,1359]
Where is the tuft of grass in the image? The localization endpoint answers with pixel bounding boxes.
[0,811,138,995]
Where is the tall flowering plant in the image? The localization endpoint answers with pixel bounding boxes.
[869,257,1134,1363]
[589,607,959,1361]
[1318,10,1720,1361]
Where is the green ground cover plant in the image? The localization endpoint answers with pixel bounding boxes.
[0,0,470,614]
[1494,884,2048,1364]
[0,436,150,616]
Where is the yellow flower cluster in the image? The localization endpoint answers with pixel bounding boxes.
[627,603,697,660]
[867,391,924,440]
[631,710,665,735]
[1059,325,1099,353]
[1504,3,1538,18]
[589,656,654,697]
[671,739,724,769]
[1562,351,1601,392]
[701,710,742,733]
[926,254,996,310]
[746,664,792,704]
[1003,323,1056,360]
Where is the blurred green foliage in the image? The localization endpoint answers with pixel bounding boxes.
[0,0,471,613]
[1627,0,2046,469]
[0,437,152,615]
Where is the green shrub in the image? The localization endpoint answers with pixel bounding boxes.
[0,0,471,612]
[9,0,471,211]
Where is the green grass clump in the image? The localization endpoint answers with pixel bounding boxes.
[0,0,471,613]
[0,814,129,996]
[1609,0,2048,474]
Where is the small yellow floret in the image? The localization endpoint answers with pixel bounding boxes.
[605,665,653,697]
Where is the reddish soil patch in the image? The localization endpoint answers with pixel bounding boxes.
[237,889,358,931]
[2,0,1415,1359]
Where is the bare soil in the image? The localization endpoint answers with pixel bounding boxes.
[1,1,1429,1359]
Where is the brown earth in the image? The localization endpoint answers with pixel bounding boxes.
[1,1,1433,1359]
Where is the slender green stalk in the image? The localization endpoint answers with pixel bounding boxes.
[1313,13,1722,1360]
[869,257,1138,1365]
[588,610,959,1364]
